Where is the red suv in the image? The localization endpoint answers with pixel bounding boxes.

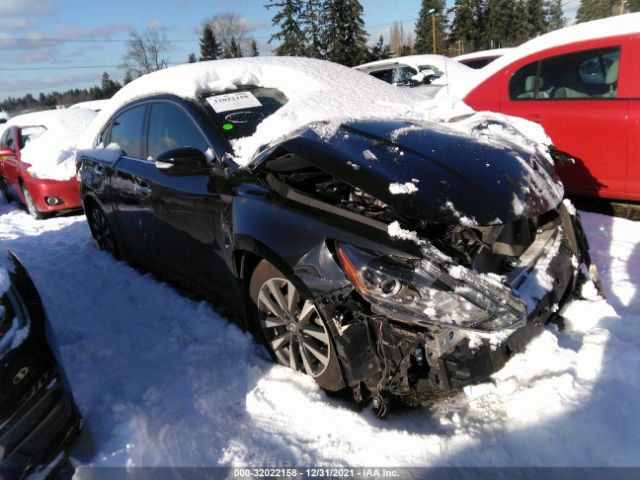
[459,13,640,201]
[0,109,95,218]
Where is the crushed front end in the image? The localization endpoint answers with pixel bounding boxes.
[316,200,596,414]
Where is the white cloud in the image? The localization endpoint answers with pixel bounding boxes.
[0,0,55,16]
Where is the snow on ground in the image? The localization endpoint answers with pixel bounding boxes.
[1,196,639,468]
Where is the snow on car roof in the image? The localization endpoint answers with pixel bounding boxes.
[453,48,514,62]
[355,54,473,86]
[3,108,97,181]
[78,56,475,166]
[450,12,640,98]
[70,99,110,112]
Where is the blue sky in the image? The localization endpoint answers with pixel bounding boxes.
[0,0,425,101]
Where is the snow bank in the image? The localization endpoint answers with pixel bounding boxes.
[2,196,640,467]
[77,57,551,168]
[3,108,97,181]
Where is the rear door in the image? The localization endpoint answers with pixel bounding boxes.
[106,105,151,265]
[627,35,640,199]
[500,39,630,199]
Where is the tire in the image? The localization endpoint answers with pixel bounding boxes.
[249,260,345,391]
[87,205,119,258]
[0,178,12,202]
[21,184,45,219]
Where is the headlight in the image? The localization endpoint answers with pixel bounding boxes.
[336,242,527,332]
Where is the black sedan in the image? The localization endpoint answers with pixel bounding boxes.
[78,58,596,415]
[0,250,81,478]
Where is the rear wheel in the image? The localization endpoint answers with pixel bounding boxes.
[21,185,44,219]
[249,260,344,391]
[87,205,119,257]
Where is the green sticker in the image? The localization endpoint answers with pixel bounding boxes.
[223,123,234,131]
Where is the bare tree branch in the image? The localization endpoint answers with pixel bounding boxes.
[122,27,170,78]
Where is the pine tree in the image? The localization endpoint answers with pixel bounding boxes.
[250,39,260,56]
[414,0,447,54]
[629,0,640,11]
[324,0,368,66]
[576,0,614,22]
[301,0,325,58]
[188,53,197,63]
[224,37,243,58]
[544,0,565,31]
[449,0,482,53]
[267,0,307,56]
[200,24,222,60]
[123,71,134,85]
[100,72,120,98]
[368,35,391,62]
[526,0,547,36]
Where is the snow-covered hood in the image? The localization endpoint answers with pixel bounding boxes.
[280,119,564,226]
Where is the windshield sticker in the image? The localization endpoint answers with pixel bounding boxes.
[207,91,262,113]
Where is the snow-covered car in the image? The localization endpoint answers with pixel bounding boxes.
[0,249,81,477]
[355,54,473,97]
[0,108,97,219]
[78,57,596,416]
[453,48,514,69]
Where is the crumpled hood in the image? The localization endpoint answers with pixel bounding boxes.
[280,119,564,226]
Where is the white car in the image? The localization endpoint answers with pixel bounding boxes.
[453,48,514,69]
[355,54,473,97]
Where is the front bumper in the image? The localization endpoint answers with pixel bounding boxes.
[21,176,82,213]
[325,204,591,401]
[0,370,82,479]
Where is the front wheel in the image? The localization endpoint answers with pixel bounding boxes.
[21,184,44,219]
[249,260,345,391]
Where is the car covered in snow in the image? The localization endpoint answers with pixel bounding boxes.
[0,108,97,219]
[452,13,640,202]
[355,54,473,97]
[453,48,514,69]
[0,249,81,477]
[77,57,596,415]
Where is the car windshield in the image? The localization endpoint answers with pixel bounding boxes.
[202,87,288,142]
[19,125,47,149]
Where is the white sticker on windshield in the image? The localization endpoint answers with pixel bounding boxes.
[206,91,262,113]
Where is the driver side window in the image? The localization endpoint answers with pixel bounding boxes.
[147,103,209,160]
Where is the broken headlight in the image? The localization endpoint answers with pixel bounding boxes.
[336,243,527,332]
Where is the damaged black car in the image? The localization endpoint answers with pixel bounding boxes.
[78,58,597,416]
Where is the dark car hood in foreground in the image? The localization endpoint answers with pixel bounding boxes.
[272,119,564,226]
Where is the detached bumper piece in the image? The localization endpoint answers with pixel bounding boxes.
[0,372,81,480]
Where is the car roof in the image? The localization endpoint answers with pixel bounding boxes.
[450,12,640,98]
[78,57,472,167]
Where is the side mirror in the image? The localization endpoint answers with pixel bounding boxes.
[0,147,14,161]
[155,147,209,176]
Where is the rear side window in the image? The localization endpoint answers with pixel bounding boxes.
[109,106,146,157]
[147,103,209,160]
[509,46,621,100]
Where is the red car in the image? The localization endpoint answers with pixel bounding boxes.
[0,109,95,218]
[458,13,640,202]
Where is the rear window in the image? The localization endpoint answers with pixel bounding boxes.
[203,87,288,142]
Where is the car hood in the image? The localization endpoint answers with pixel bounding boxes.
[274,119,564,226]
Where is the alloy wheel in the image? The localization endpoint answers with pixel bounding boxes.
[21,186,43,219]
[90,207,117,254]
[257,277,332,378]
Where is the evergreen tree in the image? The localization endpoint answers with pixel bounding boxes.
[188,53,197,63]
[267,0,307,56]
[250,39,260,56]
[123,71,134,85]
[323,0,368,66]
[100,72,120,98]
[449,0,482,53]
[414,0,447,54]
[576,0,614,22]
[526,0,547,36]
[224,37,243,58]
[368,35,391,62]
[629,0,640,11]
[200,24,222,60]
[301,0,325,58]
[544,0,565,31]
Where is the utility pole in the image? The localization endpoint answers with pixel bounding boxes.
[428,8,436,54]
